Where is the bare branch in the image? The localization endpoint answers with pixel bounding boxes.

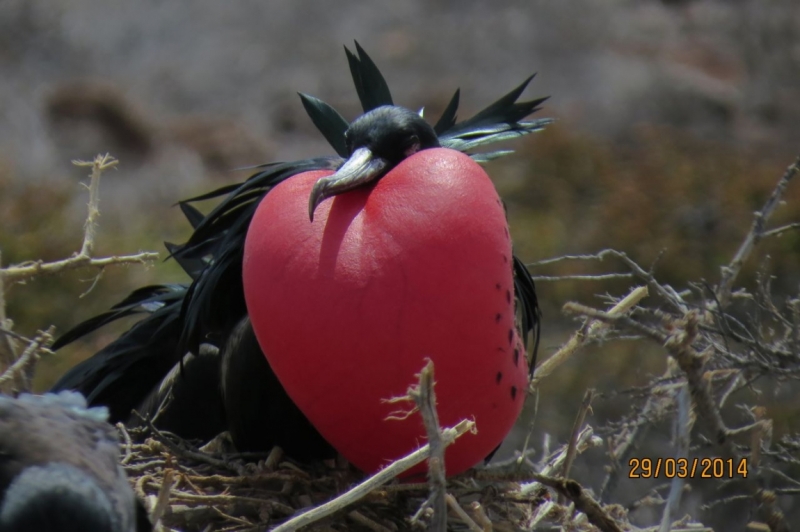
[3,252,159,283]
[407,359,447,531]
[521,425,601,495]
[74,153,118,257]
[530,285,648,389]
[0,251,19,383]
[1,153,159,285]
[0,327,54,393]
[151,468,176,531]
[563,388,595,481]
[347,510,393,532]
[717,155,800,307]
[0,153,159,391]
[269,419,474,532]
[445,494,483,532]
[526,472,624,532]
[531,249,688,312]
[532,273,633,282]
[762,222,800,239]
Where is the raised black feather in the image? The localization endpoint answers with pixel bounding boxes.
[302,44,550,164]
[441,75,542,135]
[433,88,460,135]
[436,75,552,157]
[345,41,394,113]
[298,93,349,157]
[179,202,205,230]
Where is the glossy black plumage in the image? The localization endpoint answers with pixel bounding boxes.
[51,42,547,463]
[51,285,186,423]
[132,346,226,441]
[0,392,150,532]
[221,317,336,460]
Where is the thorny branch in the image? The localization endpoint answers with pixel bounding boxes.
[526,156,800,531]
[406,360,448,531]
[2,155,159,285]
[0,154,159,393]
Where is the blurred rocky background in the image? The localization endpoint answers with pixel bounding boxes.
[1,0,799,529]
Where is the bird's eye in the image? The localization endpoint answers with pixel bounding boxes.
[404,134,421,157]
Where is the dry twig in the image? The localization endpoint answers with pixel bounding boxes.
[1,155,158,284]
[528,472,624,532]
[270,365,475,532]
[0,327,54,393]
[0,154,159,393]
[407,360,447,531]
[269,420,474,532]
[716,155,800,307]
[530,285,648,390]
[563,389,595,482]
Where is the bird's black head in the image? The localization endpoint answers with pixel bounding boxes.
[344,106,439,164]
[309,105,440,220]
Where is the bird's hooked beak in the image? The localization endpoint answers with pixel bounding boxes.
[308,147,388,221]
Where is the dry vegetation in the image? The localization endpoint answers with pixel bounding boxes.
[0,154,159,394]
[2,2,800,530]
[2,141,800,531]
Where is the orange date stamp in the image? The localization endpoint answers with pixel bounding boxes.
[628,457,748,479]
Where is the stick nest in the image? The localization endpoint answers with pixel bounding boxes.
[124,423,626,532]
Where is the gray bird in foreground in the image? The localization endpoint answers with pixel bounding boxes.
[0,391,150,532]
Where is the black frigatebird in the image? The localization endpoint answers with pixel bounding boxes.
[52,43,549,474]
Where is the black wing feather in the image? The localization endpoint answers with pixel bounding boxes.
[178,244,246,355]
[51,296,185,422]
[52,285,184,350]
[178,182,244,204]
